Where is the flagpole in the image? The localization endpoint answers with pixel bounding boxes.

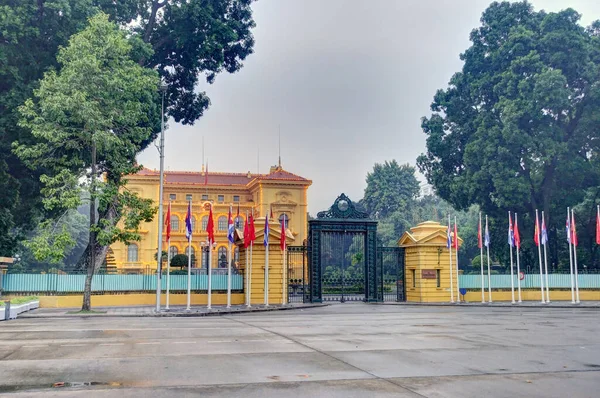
[567,207,575,303]
[227,204,232,308]
[265,213,270,307]
[186,232,191,311]
[515,213,522,303]
[542,211,550,303]
[536,209,545,304]
[479,212,485,303]
[250,209,254,307]
[282,243,287,305]
[486,215,492,303]
[166,238,171,310]
[572,209,580,303]
[509,211,515,304]
[245,211,250,307]
[448,215,454,303]
[454,216,460,303]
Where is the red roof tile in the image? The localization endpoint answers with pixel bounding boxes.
[259,169,309,181]
[135,167,309,185]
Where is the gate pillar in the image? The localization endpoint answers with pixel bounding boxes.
[398,221,462,302]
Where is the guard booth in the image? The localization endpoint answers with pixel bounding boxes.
[398,221,462,302]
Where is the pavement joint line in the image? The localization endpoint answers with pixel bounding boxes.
[222,315,424,396]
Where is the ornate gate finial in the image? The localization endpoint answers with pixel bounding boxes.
[316,193,369,219]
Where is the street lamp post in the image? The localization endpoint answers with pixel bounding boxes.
[155,83,168,312]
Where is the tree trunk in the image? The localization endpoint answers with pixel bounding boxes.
[82,141,97,311]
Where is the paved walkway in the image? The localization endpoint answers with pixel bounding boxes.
[1,303,599,397]
[18,303,326,318]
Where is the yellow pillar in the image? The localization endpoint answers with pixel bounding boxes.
[236,223,291,305]
[399,221,462,303]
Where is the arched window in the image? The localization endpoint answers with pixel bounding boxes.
[218,216,228,231]
[201,247,209,268]
[279,213,289,229]
[127,244,138,262]
[170,215,179,232]
[233,247,240,268]
[234,215,244,229]
[169,246,178,258]
[201,215,208,231]
[218,247,228,268]
[191,216,196,232]
[186,246,196,266]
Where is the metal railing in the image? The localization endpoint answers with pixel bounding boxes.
[2,270,244,295]
[459,274,600,289]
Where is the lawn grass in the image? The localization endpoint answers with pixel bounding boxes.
[66,309,107,315]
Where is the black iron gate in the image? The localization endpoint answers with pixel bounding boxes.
[378,247,405,302]
[321,231,366,302]
[308,193,379,303]
[287,245,307,303]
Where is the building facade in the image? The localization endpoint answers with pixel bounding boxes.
[109,165,312,272]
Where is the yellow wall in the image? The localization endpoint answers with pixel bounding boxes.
[39,293,244,308]
[239,240,287,305]
[463,290,600,302]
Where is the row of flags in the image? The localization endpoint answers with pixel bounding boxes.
[446,206,600,251]
[446,206,600,304]
[164,202,287,251]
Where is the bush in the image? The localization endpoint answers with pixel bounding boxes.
[8,296,39,305]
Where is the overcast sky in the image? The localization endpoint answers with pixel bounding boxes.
[137,0,600,214]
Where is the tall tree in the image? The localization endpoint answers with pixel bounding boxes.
[15,14,159,310]
[418,1,600,268]
[0,0,256,256]
[363,161,420,219]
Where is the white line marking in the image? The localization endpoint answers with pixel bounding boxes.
[99,343,124,346]
[136,342,160,345]
[61,344,87,347]
[207,340,233,343]
[22,345,47,348]
[173,341,197,344]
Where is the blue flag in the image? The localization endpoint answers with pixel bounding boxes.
[484,220,490,248]
[446,223,452,249]
[264,210,270,247]
[185,201,192,240]
[227,206,235,244]
[541,217,548,245]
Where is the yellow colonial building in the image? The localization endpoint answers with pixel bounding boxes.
[109,165,311,271]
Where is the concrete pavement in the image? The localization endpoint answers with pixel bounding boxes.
[1,303,599,397]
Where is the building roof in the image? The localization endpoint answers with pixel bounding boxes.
[135,167,310,186]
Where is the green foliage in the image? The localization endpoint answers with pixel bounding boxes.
[170,254,190,268]
[363,161,420,219]
[7,296,39,305]
[418,1,600,269]
[0,1,256,256]
[14,14,159,264]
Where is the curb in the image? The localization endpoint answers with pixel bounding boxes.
[379,302,600,309]
[17,303,329,318]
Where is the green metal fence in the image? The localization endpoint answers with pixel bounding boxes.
[2,272,244,294]
[459,274,600,289]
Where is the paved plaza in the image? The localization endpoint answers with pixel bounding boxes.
[1,304,599,397]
